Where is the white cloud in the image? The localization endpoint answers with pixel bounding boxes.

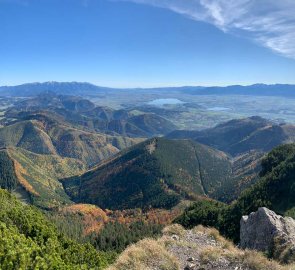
[116,0,295,59]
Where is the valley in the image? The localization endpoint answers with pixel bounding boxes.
[1,83,295,269]
[4,83,295,130]
[3,0,295,268]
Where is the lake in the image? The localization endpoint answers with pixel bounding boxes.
[207,107,231,111]
[147,98,184,106]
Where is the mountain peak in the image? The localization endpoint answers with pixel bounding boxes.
[62,137,233,210]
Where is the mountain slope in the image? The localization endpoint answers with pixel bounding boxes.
[0,112,141,166]
[8,147,85,208]
[167,116,295,201]
[0,113,142,208]
[105,113,177,137]
[0,189,112,269]
[168,116,295,157]
[62,138,232,210]
[5,93,177,137]
[175,143,295,242]
[0,150,18,191]
[234,143,295,218]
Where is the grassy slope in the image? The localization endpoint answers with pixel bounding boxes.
[7,147,86,209]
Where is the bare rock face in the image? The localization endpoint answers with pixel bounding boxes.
[240,207,295,252]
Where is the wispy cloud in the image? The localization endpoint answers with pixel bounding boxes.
[116,0,295,59]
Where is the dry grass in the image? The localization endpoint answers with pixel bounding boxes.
[12,159,40,196]
[241,250,286,270]
[272,235,295,264]
[199,243,286,270]
[193,225,236,251]
[195,225,291,270]
[200,246,225,263]
[108,224,295,270]
[162,224,186,237]
[107,238,180,270]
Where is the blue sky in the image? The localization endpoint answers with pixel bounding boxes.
[1,0,295,87]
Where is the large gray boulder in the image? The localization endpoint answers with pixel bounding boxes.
[240,207,295,253]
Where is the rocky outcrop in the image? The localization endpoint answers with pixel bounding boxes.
[240,207,295,253]
[109,224,286,270]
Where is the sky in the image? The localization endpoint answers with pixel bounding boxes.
[1,0,295,87]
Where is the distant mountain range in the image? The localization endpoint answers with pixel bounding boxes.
[1,82,295,97]
[0,82,113,96]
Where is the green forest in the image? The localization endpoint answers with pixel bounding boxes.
[91,221,163,252]
[0,151,17,191]
[63,137,232,210]
[175,143,295,242]
[0,189,115,269]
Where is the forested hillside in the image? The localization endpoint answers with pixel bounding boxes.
[5,93,176,138]
[3,0,295,267]
[168,116,295,156]
[0,112,142,208]
[0,112,140,166]
[175,143,295,242]
[168,116,295,201]
[0,189,114,269]
[62,137,233,210]
[0,150,18,191]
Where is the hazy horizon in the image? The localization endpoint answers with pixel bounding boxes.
[1,81,295,89]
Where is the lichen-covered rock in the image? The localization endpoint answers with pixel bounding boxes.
[240,207,295,253]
